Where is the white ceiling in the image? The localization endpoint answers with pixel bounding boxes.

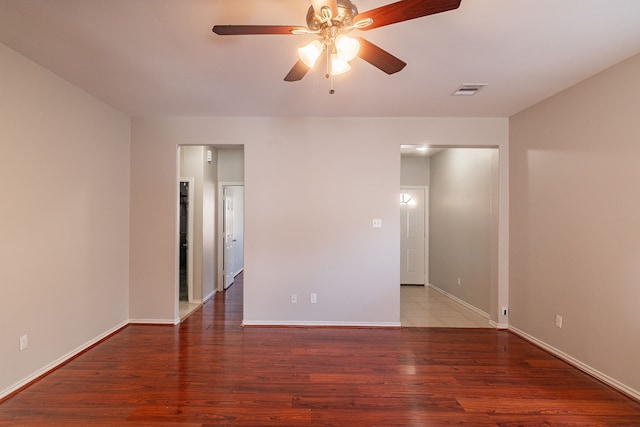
[1,0,640,117]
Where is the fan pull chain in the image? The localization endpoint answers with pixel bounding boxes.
[324,45,335,94]
[325,45,331,79]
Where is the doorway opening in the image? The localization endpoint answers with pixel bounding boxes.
[176,145,244,321]
[179,178,194,303]
[177,145,219,322]
[400,146,498,328]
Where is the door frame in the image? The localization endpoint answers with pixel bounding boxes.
[179,177,195,302]
[217,181,244,292]
[400,185,429,285]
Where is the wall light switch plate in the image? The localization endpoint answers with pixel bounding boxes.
[372,219,382,228]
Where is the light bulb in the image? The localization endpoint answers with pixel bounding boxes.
[330,53,351,75]
[298,40,323,68]
[335,35,360,62]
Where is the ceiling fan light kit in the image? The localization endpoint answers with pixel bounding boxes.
[212,0,462,94]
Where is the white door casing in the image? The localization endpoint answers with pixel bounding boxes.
[231,186,244,275]
[400,187,427,285]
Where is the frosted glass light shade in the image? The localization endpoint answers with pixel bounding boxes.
[298,40,323,68]
[330,54,351,75]
[335,35,360,62]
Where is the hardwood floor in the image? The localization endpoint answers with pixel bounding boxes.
[2,274,639,426]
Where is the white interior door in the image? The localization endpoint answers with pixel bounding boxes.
[223,187,235,289]
[400,188,426,285]
[231,186,244,275]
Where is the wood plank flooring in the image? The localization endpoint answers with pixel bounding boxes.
[2,274,639,426]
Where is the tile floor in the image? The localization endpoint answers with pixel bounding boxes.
[401,285,492,328]
[179,301,201,320]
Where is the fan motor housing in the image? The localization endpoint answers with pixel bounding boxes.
[306,0,359,31]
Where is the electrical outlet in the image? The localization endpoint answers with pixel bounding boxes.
[19,335,28,351]
[555,315,563,328]
[502,306,509,316]
[457,277,461,286]
[290,293,297,304]
[310,293,317,304]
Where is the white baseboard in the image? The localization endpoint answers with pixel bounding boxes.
[0,319,129,401]
[203,291,215,303]
[489,320,509,330]
[129,318,179,325]
[242,320,402,328]
[509,325,640,402]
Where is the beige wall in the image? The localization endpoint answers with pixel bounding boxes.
[218,148,244,183]
[0,43,130,397]
[400,155,430,186]
[510,54,640,395]
[130,117,509,325]
[202,148,217,299]
[429,149,498,315]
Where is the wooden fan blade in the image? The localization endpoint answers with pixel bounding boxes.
[356,37,406,74]
[284,60,311,82]
[310,0,339,18]
[355,0,461,31]
[212,25,305,35]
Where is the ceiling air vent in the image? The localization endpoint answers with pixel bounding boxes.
[452,84,487,96]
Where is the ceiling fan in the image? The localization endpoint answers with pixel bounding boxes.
[212,0,461,93]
